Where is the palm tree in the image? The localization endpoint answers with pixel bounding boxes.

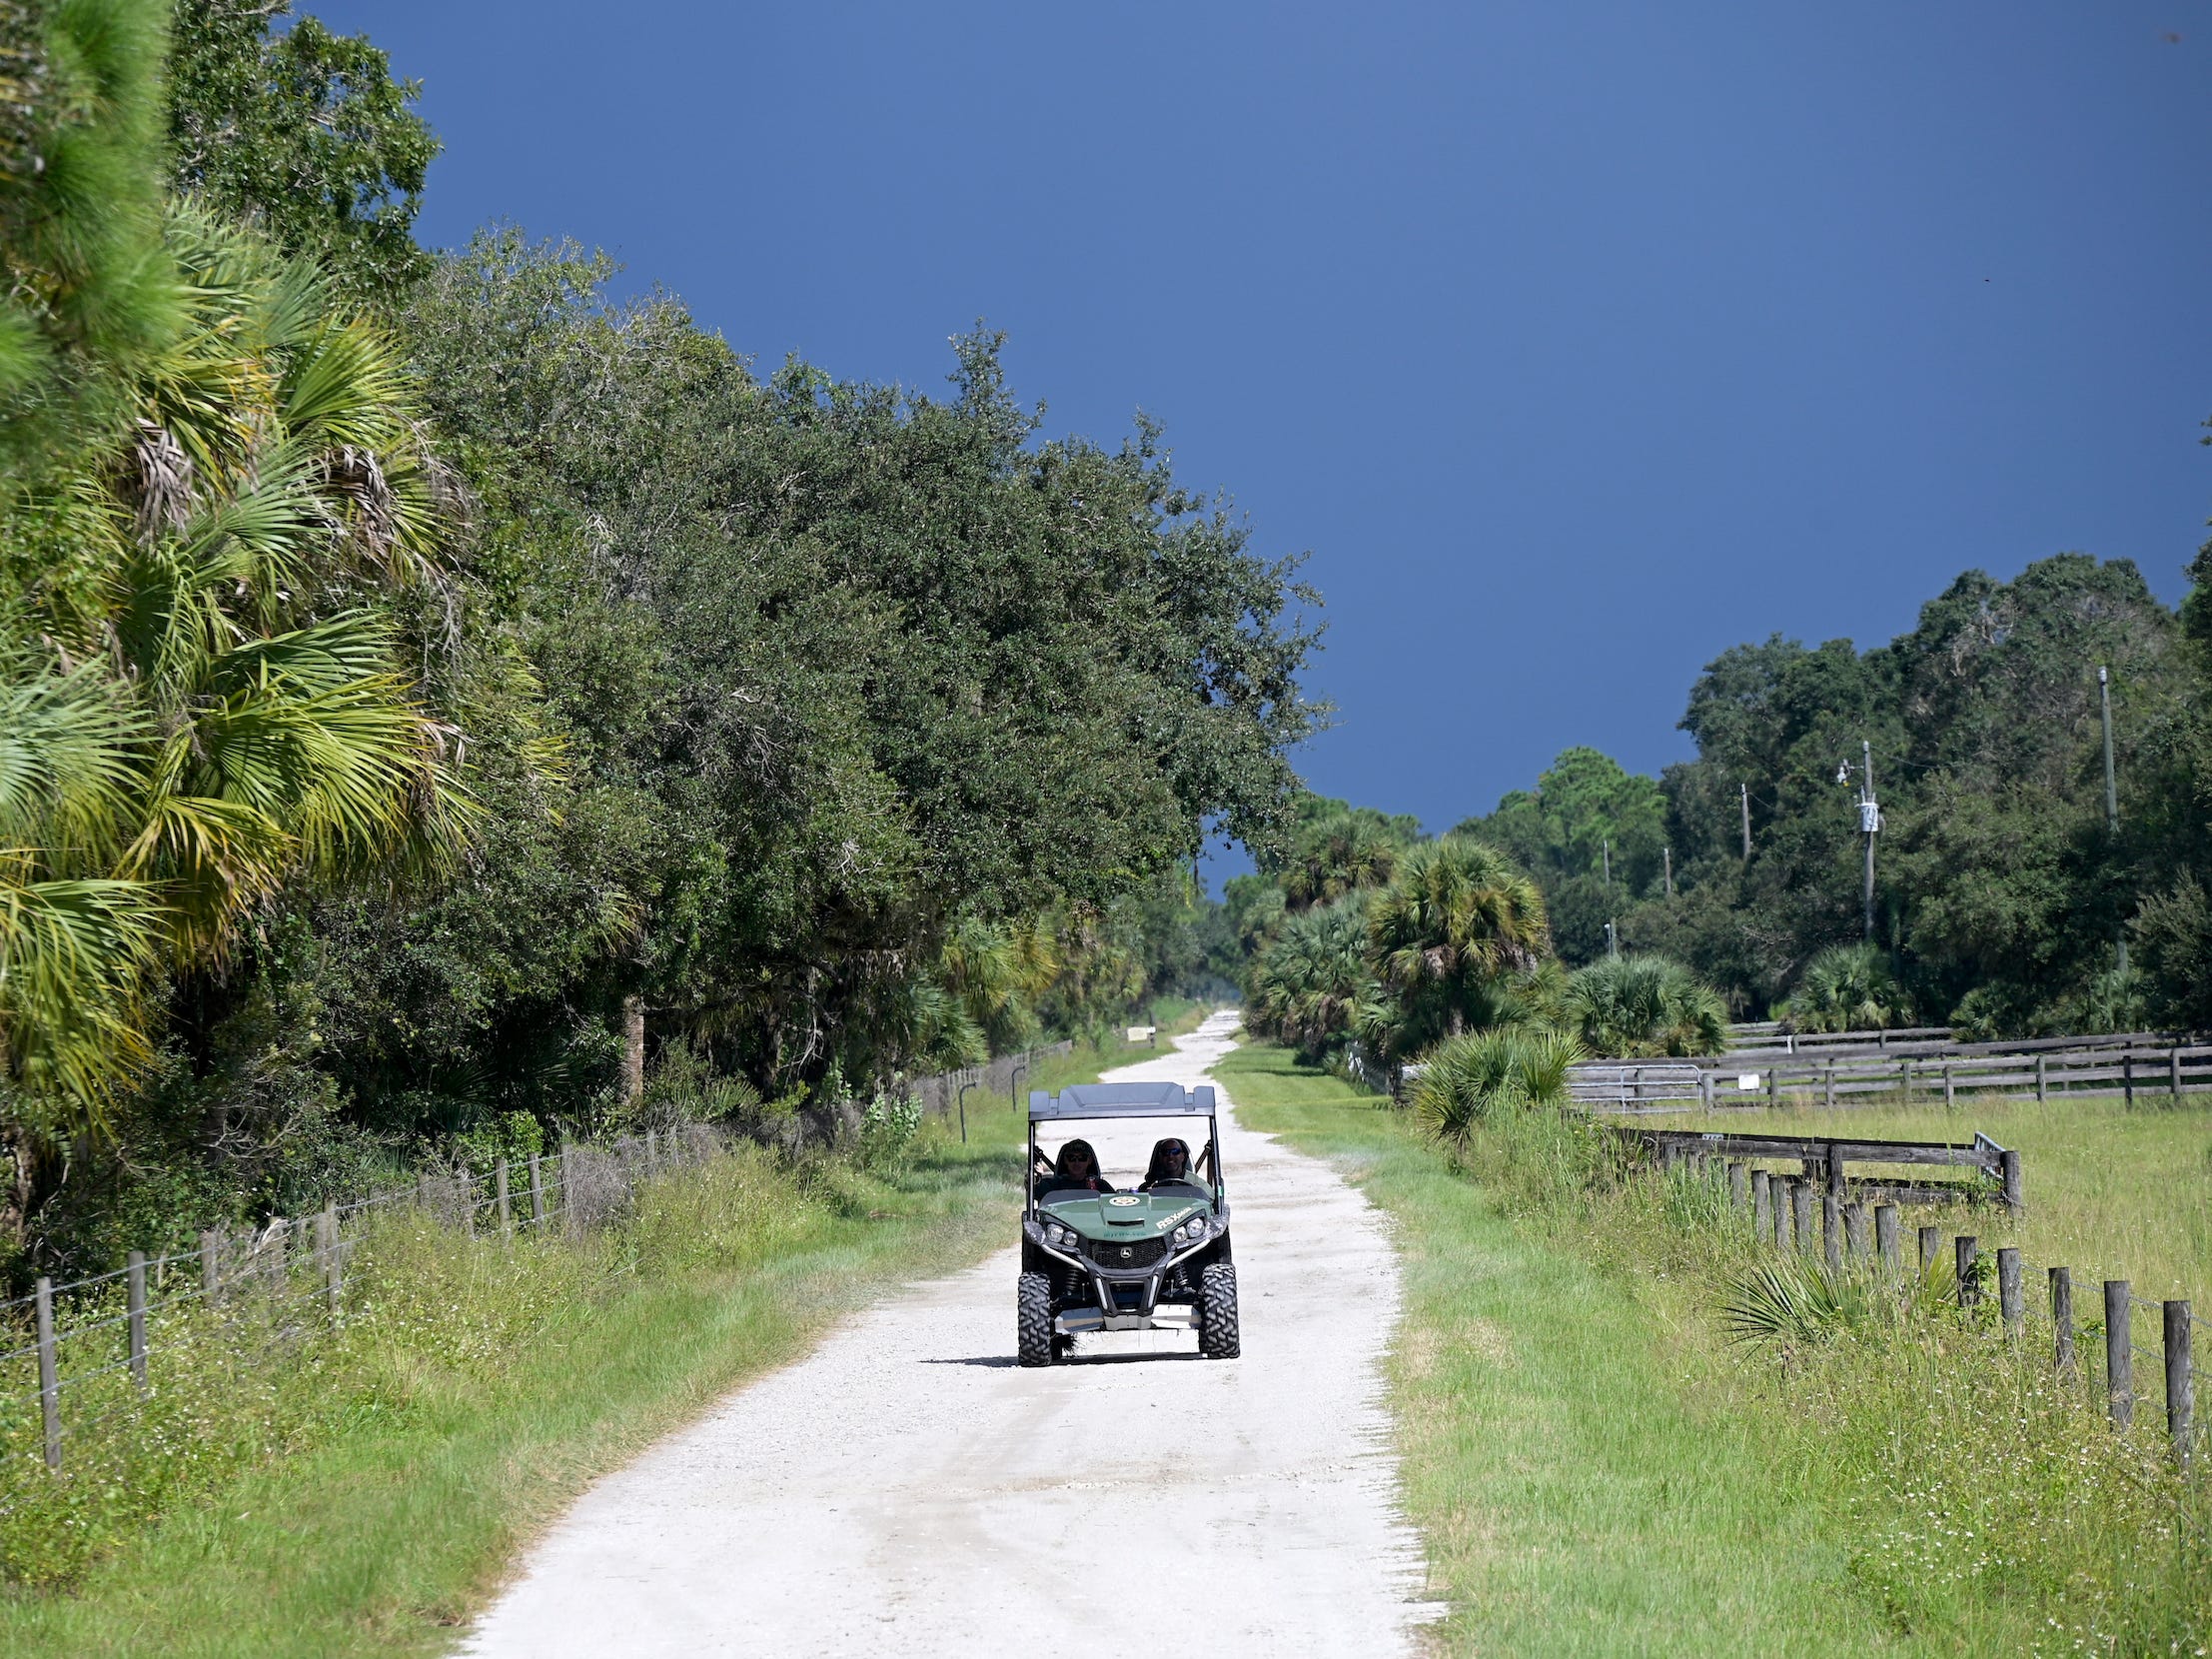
[1247,896,1376,1060]
[1366,836,1550,1038]
[1280,812,1400,909]
[3,209,471,1146]
[1565,954,1728,1057]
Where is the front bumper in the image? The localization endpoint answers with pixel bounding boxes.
[1055,1303,1198,1334]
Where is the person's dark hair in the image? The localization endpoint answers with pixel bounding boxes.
[1142,1137,1192,1186]
[1055,1139,1101,1177]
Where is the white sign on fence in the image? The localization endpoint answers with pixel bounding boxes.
[1737,1073,1760,1090]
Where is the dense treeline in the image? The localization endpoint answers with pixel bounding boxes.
[1244,550,2212,1057]
[0,0,1310,1271]
[1466,552,2212,1036]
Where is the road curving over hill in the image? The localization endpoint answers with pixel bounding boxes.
[462,1011,1434,1658]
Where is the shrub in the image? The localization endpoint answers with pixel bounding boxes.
[1563,953,1727,1057]
[1779,943,1914,1033]
[1410,1026,1583,1142]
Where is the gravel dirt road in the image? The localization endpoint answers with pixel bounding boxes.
[462,1012,1432,1657]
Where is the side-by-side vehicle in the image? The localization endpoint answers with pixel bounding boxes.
[1017,1081,1239,1365]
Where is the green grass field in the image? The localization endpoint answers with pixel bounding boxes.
[1740,1090,2212,1305]
[1214,1041,2044,1656]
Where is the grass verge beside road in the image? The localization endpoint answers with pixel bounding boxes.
[0,1015,1211,1657]
[1215,1041,2036,1656]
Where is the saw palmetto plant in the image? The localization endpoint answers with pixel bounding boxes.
[2,206,471,1135]
[1409,1023,1584,1142]
[1564,952,1728,1058]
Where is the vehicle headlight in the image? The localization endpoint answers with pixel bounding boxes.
[1177,1215,1208,1242]
[1044,1221,1074,1249]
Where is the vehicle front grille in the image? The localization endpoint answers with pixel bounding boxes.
[1087,1234,1166,1269]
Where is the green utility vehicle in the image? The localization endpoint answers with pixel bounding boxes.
[1018,1081,1238,1366]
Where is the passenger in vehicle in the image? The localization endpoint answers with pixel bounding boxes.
[1036,1138,1115,1198]
[1139,1137,1195,1190]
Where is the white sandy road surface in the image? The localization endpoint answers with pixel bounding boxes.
[463,1012,1434,1657]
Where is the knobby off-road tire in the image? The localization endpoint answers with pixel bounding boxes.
[1017,1271,1055,1366]
[1198,1261,1240,1359]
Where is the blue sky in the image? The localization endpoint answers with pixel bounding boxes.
[322,0,2212,863]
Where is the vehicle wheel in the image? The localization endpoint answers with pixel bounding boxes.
[1017,1271,1055,1367]
[1198,1262,1240,1359]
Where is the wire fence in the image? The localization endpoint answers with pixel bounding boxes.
[0,1123,727,1487]
[1648,1144,2200,1463]
[905,1040,1074,1141]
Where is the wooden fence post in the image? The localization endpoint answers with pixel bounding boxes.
[201,1228,222,1308]
[1918,1224,1941,1279]
[320,1205,341,1317]
[265,1216,288,1297]
[1767,1069,1778,1109]
[2036,1053,2047,1102]
[646,1128,658,1172]
[2166,1300,2194,1464]
[1998,1247,2022,1336]
[1875,1204,1899,1274]
[34,1275,60,1472]
[2001,1148,2022,1212]
[1901,1058,1912,1104]
[1776,1180,1794,1251]
[1791,1181,1813,1254]
[2124,1053,2135,1108]
[1955,1236,1979,1308]
[1824,1061,1835,1109]
[2052,1267,2075,1376]
[2171,1047,2182,1102]
[1822,1192,1842,1272]
[1728,1161,1746,1207]
[127,1250,148,1392]
[1752,1170,1771,1237]
[496,1160,512,1234]
[2106,1280,2133,1427]
[1943,1063,1955,1110]
[1698,1070,1712,1111]
[1845,1200,1868,1261]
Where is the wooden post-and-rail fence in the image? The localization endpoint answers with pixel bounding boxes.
[1573,1034,2212,1114]
[1640,1134,2197,1463]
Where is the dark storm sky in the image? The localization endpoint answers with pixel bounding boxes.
[319,0,2212,858]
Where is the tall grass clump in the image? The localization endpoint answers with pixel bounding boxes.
[1802,1316,2212,1650]
[1477,1126,2212,1649]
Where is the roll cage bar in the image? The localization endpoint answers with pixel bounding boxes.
[1025,1082,1223,1220]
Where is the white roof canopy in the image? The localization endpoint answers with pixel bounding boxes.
[1028,1082,1218,1122]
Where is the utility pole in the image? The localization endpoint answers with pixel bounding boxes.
[1602,838,1612,893]
[1605,918,1619,959]
[2100,666,2127,972]
[1739,783,1752,860]
[1858,739,1880,943]
[1662,845,1673,899]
